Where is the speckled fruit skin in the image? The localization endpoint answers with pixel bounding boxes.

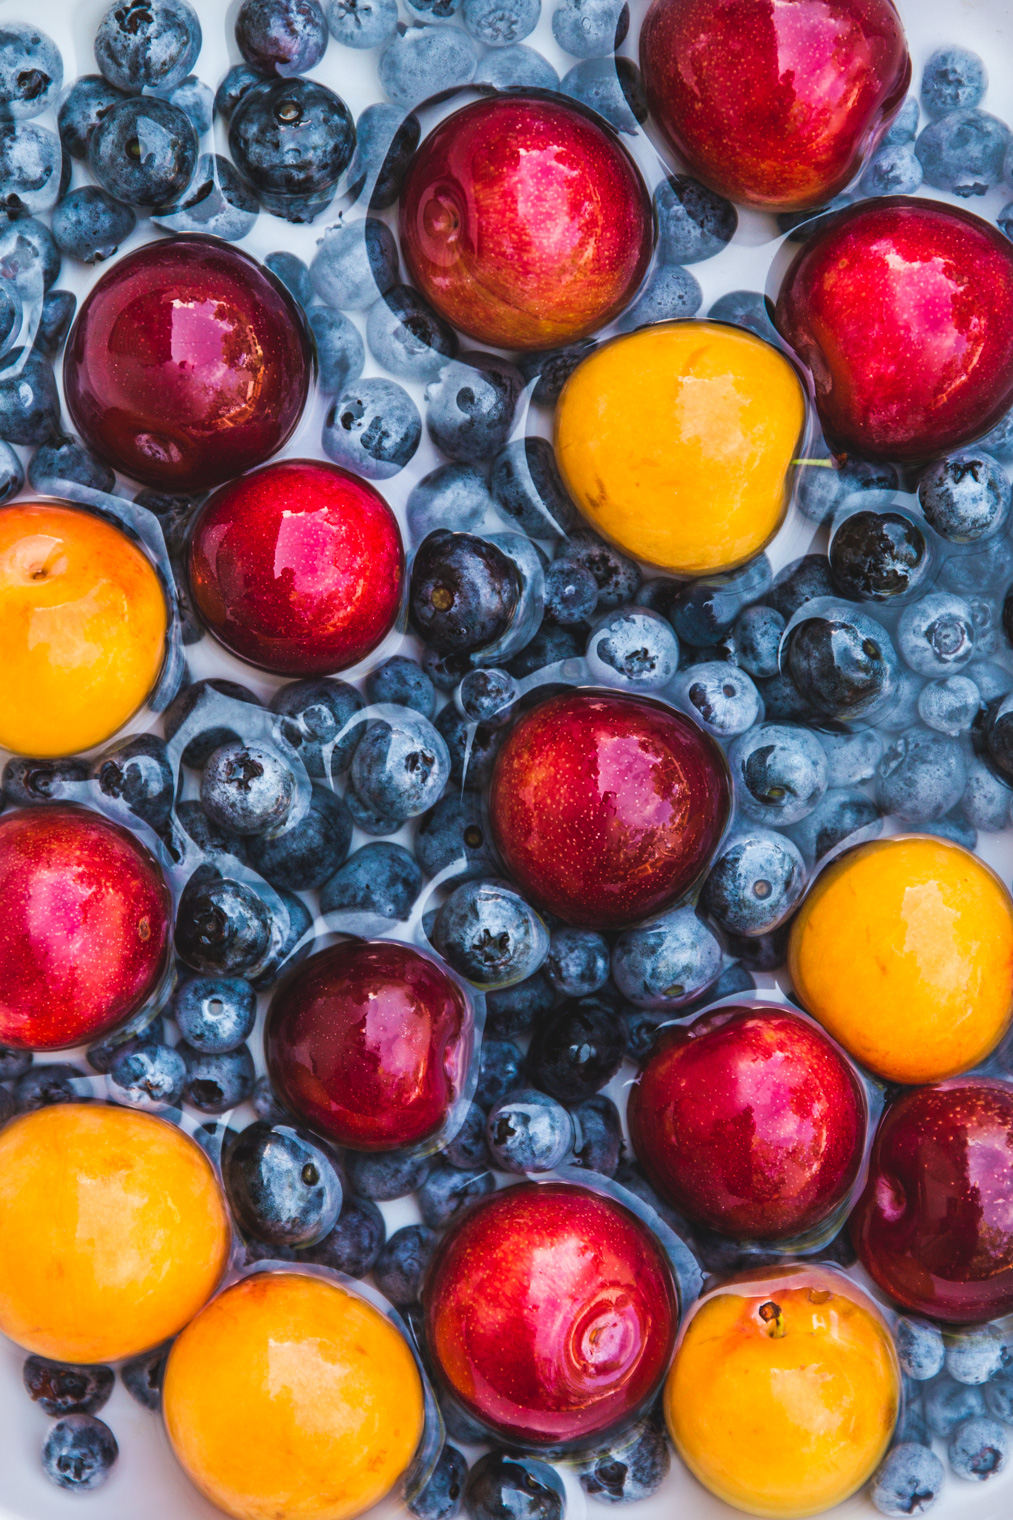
[266,940,472,1150]
[0,804,171,1051]
[851,1079,1013,1324]
[666,1264,899,1518]
[164,1272,424,1520]
[424,1180,678,1449]
[0,1105,230,1363]
[187,459,404,677]
[628,1005,867,1241]
[64,235,311,491]
[489,690,730,930]
[639,0,910,211]
[398,93,654,351]
[775,198,1013,462]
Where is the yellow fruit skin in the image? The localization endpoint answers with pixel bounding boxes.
[0,1104,230,1362]
[664,1267,899,1518]
[0,502,167,756]
[553,321,806,576]
[788,834,1013,1084]
[163,1271,426,1520]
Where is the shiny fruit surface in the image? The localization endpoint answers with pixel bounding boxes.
[554,322,806,576]
[424,1180,678,1447]
[665,1265,899,1517]
[0,501,167,757]
[788,835,1013,1084]
[640,0,910,211]
[775,198,1013,462]
[628,1004,866,1240]
[187,459,404,676]
[489,689,730,930]
[163,1271,424,1520]
[0,1104,230,1363]
[399,93,653,351]
[0,803,171,1050]
[64,234,311,491]
[266,939,472,1149]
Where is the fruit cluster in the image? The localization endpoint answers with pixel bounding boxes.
[0,1,1013,1519]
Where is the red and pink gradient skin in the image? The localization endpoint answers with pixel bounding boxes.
[639,0,910,211]
[0,804,171,1051]
[398,94,654,351]
[187,459,404,677]
[424,1181,679,1447]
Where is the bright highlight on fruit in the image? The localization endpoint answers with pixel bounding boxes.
[554,321,806,576]
[163,1271,425,1520]
[0,501,167,757]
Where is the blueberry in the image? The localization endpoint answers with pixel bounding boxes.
[784,601,900,721]
[251,1074,293,1125]
[320,841,422,920]
[921,46,987,117]
[651,172,737,263]
[797,455,900,525]
[877,728,967,823]
[570,1093,622,1176]
[170,801,246,865]
[463,1453,564,1520]
[0,348,59,443]
[432,878,549,987]
[407,463,493,545]
[175,872,271,976]
[829,510,931,601]
[224,1121,341,1247]
[919,450,1011,542]
[366,284,456,383]
[264,250,313,308]
[675,661,761,736]
[579,1417,670,1504]
[247,785,352,891]
[877,668,926,734]
[373,1223,436,1302]
[544,928,610,999]
[323,376,421,480]
[305,307,362,396]
[962,756,1012,831]
[415,794,496,882]
[544,559,598,625]
[88,96,198,207]
[708,288,779,343]
[729,723,828,825]
[23,1358,114,1418]
[89,733,173,831]
[927,1376,987,1437]
[86,1012,164,1075]
[616,261,703,330]
[236,0,328,76]
[347,104,420,210]
[180,1041,256,1112]
[777,192,855,241]
[0,27,60,125]
[410,530,521,655]
[948,1416,1008,1480]
[551,0,626,54]
[270,678,363,778]
[252,886,313,993]
[702,828,806,935]
[0,277,20,360]
[109,1041,186,1108]
[898,592,975,676]
[32,288,75,359]
[923,812,978,850]
[733,605,785,679]
[491,436,576,539]
[458,668,518,728]
[586,607,680,691]
[363,657,433,718]
[3,755,87,805]
[167,75,214,135]
[611,907,722,1010]
[561,56,647,134]
[896,1382,931,1447]
[329,0,399,48]
[984,1373,1013,1425]
[311,218,399,311]
[946,1325,1005,1385]
[201,742,296,837]
[484,971,555,1038]
[860,140,924,195]
[230,78,354,217]
[343,783,410,836]
[486,1087,573,1173]
[556,530,642,609]
[768,555,836,619]
[42,1414,118,1492]
[475,1038,524,1110]
[669,557,771,642]
[417,1160,495,1227]
[411,1444,468,1520]
[403,0,462,24]
[519,339,597,406]
[786,786,882,862]
[475,43,558,89]
[121,1347,169,1410]
[95,0,201,91]
[15,1063,84,1110]
[918,674,980,737]
[378,25,478,108]
[980,401,1013,461]
[440,1100,489,1170]
[172,976,257,1053]
[462,0,540,46]
[214,63,267,121]
[916,109,1009,197]
[969,659,1012,702]
[0,1045,31,1081]
[508,622,586,677]
[346,1149,431,1201]
[870,1443,944,1516]
[28,431,115,495]
[306,1194,386,1277]
[426,352,522,464]
[351,711,450,821]
[526,997,626,1100]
